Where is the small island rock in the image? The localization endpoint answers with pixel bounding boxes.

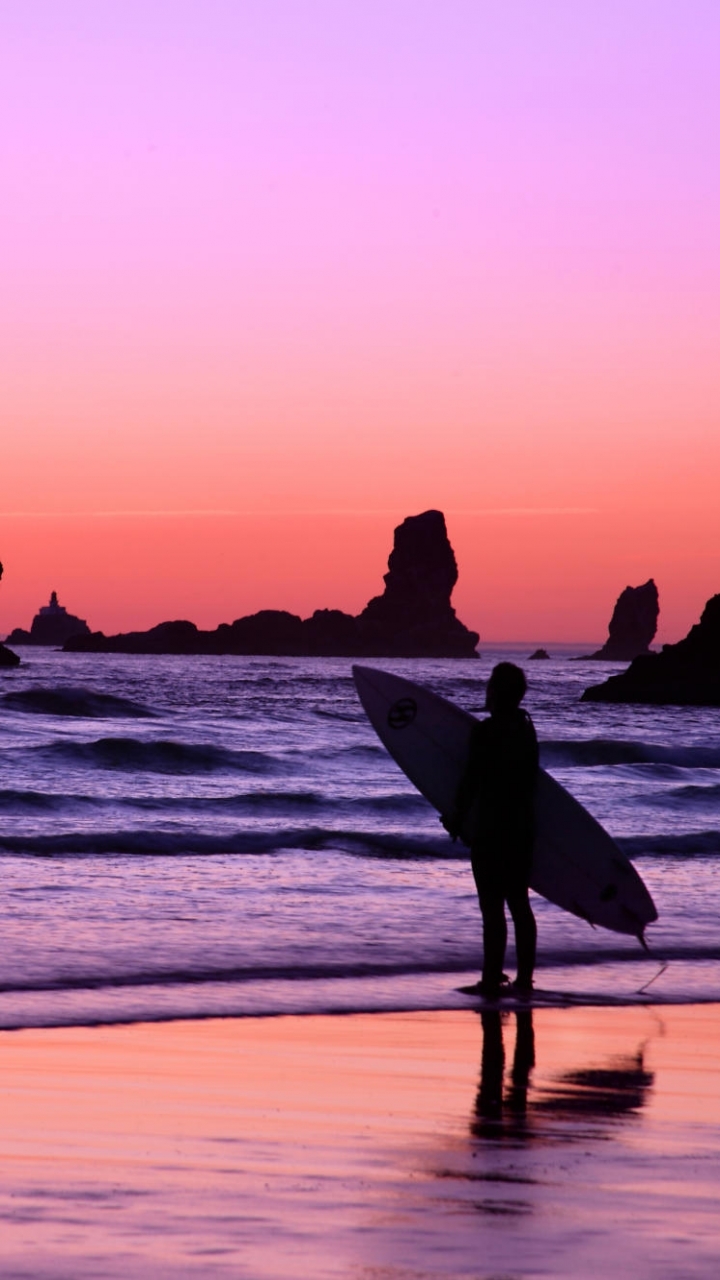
[7,592,91,647]
[528,648,550,660]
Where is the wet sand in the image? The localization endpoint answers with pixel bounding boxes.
[1,1006,720,1278]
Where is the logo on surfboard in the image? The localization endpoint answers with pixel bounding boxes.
[387,697,417,730]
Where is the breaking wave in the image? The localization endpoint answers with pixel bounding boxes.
[541,739,720,770]
[0,826,453,859]
[34,737,287,775]
[2,687,153,718]
[0,787,426,818]
[0,788,100,813]
[618,830,720,857]
[659,783,720,805]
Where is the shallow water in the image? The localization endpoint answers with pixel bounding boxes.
[0,647,719,1026]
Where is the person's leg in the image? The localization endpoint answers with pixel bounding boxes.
[478,884,508,991]
[471,849,508,994]
[507,887,537,990]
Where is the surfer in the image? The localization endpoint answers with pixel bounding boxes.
[443,662,539,998]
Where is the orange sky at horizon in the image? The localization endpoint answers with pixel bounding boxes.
[1,503,718,645]
[2,3,719,644]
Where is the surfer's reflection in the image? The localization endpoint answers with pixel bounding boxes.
[472,1010,534,1138]
[471,1009,654,1142]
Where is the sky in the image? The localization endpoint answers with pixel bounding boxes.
[1,0,719,642]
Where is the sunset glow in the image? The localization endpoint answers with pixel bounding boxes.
[2,2,719,642]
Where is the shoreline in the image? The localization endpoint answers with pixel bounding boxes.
[1,1004,720,1277]
[0,951,711,1032]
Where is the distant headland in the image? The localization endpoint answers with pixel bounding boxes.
[65,510,480,658]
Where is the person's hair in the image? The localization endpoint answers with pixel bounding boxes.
[487,661,527,710]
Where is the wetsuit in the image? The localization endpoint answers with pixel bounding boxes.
[455,708,539,990]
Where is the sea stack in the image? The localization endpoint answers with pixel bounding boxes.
[7,592,91,647]
[583,580,659,661]
[582,593,720,706]
[358,510,479,657]
[66,510,480,658]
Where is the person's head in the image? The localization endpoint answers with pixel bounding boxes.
[485,662,527,713]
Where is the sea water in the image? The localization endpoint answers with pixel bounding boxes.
[0,647,718,1027]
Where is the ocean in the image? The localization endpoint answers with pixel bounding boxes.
[0,647,718,1029]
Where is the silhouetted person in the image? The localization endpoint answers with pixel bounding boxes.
[445,662,538,997]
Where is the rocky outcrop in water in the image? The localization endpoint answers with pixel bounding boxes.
[358,510,477,656]
[529,648,550,660]
[582,593,720,705]
[65,510,480,658]
[582,580,659,661]
[0,561,21,666]
[7,591,91,647]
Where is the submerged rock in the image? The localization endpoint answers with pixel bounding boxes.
[582,580,659,661]
[7,591,91,647]
[582,593,720,706]
[66,510,480,658]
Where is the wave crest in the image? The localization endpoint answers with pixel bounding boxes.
[0,826,454,859]
[3,687,153,718]
[619,831,720,857]
[36,737,285,775]
[542,739,720,769]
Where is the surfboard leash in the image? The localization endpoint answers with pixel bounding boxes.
[636,961,669,995]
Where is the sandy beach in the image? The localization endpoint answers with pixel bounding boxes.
[0,1005,718,1279]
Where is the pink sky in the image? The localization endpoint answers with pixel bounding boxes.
[2,1,719,642]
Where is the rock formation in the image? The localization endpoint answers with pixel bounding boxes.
[0,561,21,666]
[582,593,720,706]
[358,510,478,656]
[65,511,480,658]
[582,580,659,661]
[7,591,91,647]
[528,648,550,660]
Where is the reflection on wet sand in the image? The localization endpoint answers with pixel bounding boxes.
[471,1008,654,1142]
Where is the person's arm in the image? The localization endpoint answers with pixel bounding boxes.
[524,713,539,783]
[441,722,484,839]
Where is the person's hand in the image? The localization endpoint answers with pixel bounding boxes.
[440,812,460,841]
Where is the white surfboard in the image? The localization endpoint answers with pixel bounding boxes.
[353,666,657,941]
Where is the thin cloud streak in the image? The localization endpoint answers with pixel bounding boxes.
[0,507,600,519]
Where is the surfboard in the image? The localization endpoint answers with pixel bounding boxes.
[352,665,657,941]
